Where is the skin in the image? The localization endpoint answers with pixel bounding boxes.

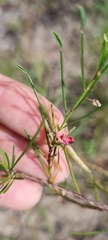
[0,74,68,210]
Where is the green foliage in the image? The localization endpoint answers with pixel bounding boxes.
[69,229,108,236]
[77,5,86,29]
[51,31,67,114]
[97,28,108,70]
[51,30,63,47]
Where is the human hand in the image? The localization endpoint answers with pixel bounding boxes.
[0,74,68,210]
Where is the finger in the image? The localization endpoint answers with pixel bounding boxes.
[0,124,69,183]
[0,74,64,145]
[0,179,42,210]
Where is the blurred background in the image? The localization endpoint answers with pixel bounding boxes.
[0,0,108,239]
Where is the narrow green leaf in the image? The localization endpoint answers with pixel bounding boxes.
[51,30,62,47]
[17,64,27,73]
[0,149,10,173]
[68,101,108,126]
[80,31,85,89]
[95,179,108,194]
[0,163,8,174]
[69,229,108,236]
[33,148,50,177]
[17,64,41,104]
[60,49,67,114]
[24,131,49,176]
[60,64,108,128]
[11,145,16,168]
[39,104,54,133]
[68,127,76,135]
[24,130,47,159]
[77,5,86,29]
[0,177,10,185]
[78,6,86,89]
[17,64,47,130]
[64,147,81,194]
[97,28,108,70]
[0,179,14,194]
[12,122,43,168]
[97,41,106,70]
[4,152,10,169]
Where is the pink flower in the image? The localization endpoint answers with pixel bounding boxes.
[56,129,74,145]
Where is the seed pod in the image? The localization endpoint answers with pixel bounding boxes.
[87,98,102,107]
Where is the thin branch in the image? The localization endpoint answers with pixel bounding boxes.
[15,172,108,212]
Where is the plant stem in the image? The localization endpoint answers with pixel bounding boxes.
[80,29,85,89]
[60,64,108,128]
[67,101,108,126]
[12,122,43,168]
[64,147,81,194]
[60,49,67,114]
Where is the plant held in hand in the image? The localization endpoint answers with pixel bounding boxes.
[1,6,108,214]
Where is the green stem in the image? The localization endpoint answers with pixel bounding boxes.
[60,49,67,114]
[67,101,108,126]
[69,229,108,236]
[64,148,81,194]
[12,122,43,168]
[80,29,85,89]
[60,64,108,129]
[33,148,50,177]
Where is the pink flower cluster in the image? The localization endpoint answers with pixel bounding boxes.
[56,129,74,145]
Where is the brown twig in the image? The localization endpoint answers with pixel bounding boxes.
[15,172,108,212]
